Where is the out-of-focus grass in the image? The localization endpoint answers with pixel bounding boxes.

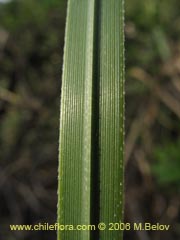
[153,139,180,187]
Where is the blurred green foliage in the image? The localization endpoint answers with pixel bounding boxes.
[126,0,180,69]
[126,0,180,191]
[0,0,65,31]
[0,1,67,239]
[153,139,180,187]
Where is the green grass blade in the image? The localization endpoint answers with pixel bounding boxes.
[58,1,95,239]
[99,0,125,239]
[58,0,125,239]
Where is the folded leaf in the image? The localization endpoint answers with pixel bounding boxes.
[58,0,125,239]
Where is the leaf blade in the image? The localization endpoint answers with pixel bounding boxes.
[58,0,125,239]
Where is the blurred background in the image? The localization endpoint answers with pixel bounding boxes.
[0,0,179,239]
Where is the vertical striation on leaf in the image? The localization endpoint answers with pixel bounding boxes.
[58,0,125,239]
